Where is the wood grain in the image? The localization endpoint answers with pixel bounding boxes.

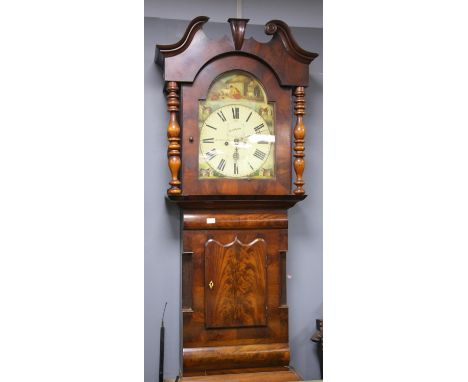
[155,16,209,62]
[183,366,291,377]
[156,17,318,198]
[182,229,288,351]
[167,194,306,210]
[280,251,287,307]
[228,18,249,50]
[182,370,301,382]
[182,252,193,311]
[264,20,316,64]
[205,238,267,328]
[293,86,306,195]
[183,343,290,372]
[166,81,182,195]
[154,17,317,379]
[183,210,287,230]
[181,55,292,196]
[155,17,317,87]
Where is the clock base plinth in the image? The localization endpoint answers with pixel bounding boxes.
[183,343,290,374]
[181,370,302,382]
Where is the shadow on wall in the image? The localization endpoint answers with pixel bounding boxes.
[164,198,180,241]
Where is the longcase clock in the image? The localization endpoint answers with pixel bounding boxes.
[155,16,317,382]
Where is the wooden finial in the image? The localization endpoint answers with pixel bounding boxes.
[293,86,306,195]
[166,81,182,195]
[228,18,249,50]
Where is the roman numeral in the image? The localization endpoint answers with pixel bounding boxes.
[249,162,254,170]
[202,137,214,144]
[253,149,266,161]
[254,123,264,133]
[206,124,217,130]
[234,163,239,175]
[205,148,217,161]
[258,140,269,144]
[217,111,226,122]
[217,159,226,172]
[246,112,252,122]
[232,107,239,119]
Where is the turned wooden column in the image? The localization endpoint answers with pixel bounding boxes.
[166,81,182,195]
[293,86,306,195]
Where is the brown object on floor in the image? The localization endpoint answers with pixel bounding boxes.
[181,370,302,382]
[310,319,323,379]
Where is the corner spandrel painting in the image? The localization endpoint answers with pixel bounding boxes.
[198,71,275,179]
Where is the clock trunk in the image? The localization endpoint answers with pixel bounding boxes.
[181,210,290,376]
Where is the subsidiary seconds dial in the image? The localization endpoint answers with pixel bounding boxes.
[199,104,274,178]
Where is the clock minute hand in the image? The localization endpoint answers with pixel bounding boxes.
[244,133,275,144]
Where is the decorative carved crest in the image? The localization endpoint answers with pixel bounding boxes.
[155,16,318,86]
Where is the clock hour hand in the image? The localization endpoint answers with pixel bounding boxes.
[233,146,239,162]
[232,147,240,175]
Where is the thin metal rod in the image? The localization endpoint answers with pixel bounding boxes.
[158,302,167,382]
[237,0,242,19]
[161,301,167,325]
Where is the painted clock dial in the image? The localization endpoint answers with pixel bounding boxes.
[199,104,274,178]
[198,70,275,179]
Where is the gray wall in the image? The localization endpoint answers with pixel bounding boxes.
[144,0,323,28]
[145,17,322,381]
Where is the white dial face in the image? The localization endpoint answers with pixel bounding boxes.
[199,104,275,178]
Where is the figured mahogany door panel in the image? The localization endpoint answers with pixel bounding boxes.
[205,237,267,328]
[182,229,288,348]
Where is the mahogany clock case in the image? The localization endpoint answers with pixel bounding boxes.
[182,55,292,196]
[145,17,323,381]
